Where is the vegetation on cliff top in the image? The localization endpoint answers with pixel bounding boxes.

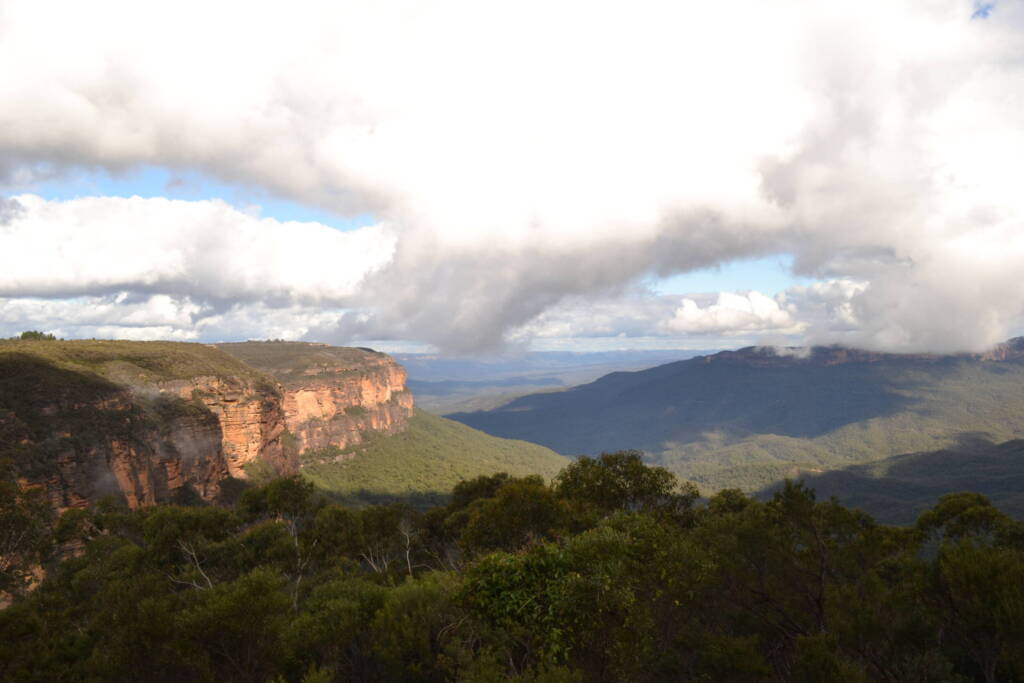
[0,338,272,386]
[3,453,1024,681]
[217,341,389,388]
[299,410,569,507]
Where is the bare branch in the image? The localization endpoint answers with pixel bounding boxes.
[176,539,214,590]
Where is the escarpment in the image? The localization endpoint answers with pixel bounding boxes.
[0,341,291,512]
[217,342,415,456]
[2,340,415,513]
[156,375,290,478]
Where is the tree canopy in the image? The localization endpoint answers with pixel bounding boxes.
[2,452,1023,681]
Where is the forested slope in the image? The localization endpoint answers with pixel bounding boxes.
[3,453,1023,681]
[452,340,1024,491]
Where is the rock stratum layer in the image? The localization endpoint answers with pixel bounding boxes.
[217,342,414,456]
[0,341,292,512]
[1,340,414,513]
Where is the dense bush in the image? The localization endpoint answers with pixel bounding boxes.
[2,453,1024,681]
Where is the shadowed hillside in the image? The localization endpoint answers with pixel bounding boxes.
[758,435,1024,524]
[451,340,1024,491]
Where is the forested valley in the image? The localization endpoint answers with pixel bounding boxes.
[3,452,1023,682]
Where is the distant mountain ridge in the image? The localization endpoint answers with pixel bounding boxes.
[450,339,1024,493]
[692,337,1024,367]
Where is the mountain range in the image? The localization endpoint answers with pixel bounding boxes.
[451,339,1024,500]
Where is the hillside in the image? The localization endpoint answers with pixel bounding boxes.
[299,409,569,507]
[398,349,703,414]
[451,339,1024,492]
[0,338,271,386]
[758,436,1024,525]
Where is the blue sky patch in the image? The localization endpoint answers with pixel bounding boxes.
[28,165,373,231]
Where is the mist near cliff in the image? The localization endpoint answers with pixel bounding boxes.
[2,1,1024,353]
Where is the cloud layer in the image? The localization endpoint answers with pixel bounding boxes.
[2,0,1024,352]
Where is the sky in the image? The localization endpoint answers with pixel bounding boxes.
[2,0,1023,354]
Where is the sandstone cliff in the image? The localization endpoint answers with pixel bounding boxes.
[0,341,290,512]
[217,342,414,456]
[157,375,290,478]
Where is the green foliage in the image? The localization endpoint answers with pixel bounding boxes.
[459,476,569,555]
[461,545,575,660]
[916,491,1024,545]
[18,331,57,341]
[4,461,1024,682]
[450,472,513,510]
[453,352,1024,496]
[283,576,388,679]
[177,568,292,682]
[930,542,1024,680]
[554,450,698,520]
[370,572,461,681]
[0,482,53,595]
[239,475,319,522]
[300,410,567,507]
[1,338,273,384]
[217,341,384,389]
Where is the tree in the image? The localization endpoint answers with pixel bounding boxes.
[18,330,57,341]
[554,450,697,519]
[0,482,52,597]
[176,568,291,682]
[917,491,1024,547]
[283,576,388,680]
[929,541,1024,682]
[459,476,569,555]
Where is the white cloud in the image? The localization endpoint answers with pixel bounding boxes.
[1,1,1024,351]
[664,292,803,336]
[0,293,353,343]
[0,194,395,303]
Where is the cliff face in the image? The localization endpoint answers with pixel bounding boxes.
[4,393,225,512]
[157,376,290,479]
[3,340,414,513]
[1,342,292,513]
[217,342,415,456]
[282,358,414,454]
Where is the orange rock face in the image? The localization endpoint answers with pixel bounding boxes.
[5,342,414,513]
[10,378,290,513]
[281,357,414,454]
[6,396,227,512]
[159,376,291,479]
